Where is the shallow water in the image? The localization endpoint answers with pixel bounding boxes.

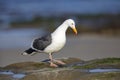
[12,74,26,79]
[0,71,26,79]
[89,69,120,73]
[0,28,45,49]
[0,71,14,75]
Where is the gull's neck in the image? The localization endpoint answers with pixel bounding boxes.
[52,22,68,36]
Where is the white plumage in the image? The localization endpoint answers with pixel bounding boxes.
[22,19,77,67]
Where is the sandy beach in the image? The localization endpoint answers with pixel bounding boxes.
[0,34,120,67]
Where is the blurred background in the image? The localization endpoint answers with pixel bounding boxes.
[0,0,120,67]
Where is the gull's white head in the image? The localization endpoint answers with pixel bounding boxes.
[65,19,77,34]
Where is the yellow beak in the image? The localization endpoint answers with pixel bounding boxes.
[72,26,77,35]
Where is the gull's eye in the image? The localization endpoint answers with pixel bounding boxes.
[71,23,73,25]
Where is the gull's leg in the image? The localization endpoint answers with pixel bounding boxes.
[49,53,58,67]
[53,59,66,65]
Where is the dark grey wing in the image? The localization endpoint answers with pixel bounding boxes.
[32,35,52,51]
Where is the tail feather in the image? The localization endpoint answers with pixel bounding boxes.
[21,48,36,55]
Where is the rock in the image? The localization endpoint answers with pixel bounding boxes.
[80,72,120,80]
[1,57,120,80]
[21,68,87,80]
[74,58,120,69]
[60,57,83,64]
[0,74,13,80]
[21,69,120,80]
[3,57,83,73]
[3,62,50,73]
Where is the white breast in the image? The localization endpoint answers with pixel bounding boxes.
[44,34,66,53]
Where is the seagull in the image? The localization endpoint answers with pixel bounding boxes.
[22,19,77,67]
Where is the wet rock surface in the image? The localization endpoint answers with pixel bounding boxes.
[21,68,87,80]
[0,74,13,80]
[79,72,120,80]
[0,57,120,80]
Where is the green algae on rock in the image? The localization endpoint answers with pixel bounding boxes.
[80,72,120,80]
[74,58,120,69]
[1,57,120,80]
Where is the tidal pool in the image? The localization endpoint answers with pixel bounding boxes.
[89,69,120,73]
[0,71,26,79]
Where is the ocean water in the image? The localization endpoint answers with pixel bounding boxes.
[4,0,120,15]
[0,0,120,24]
[0,0,120,29]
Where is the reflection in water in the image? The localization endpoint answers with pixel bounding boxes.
[89,69,120,73]
[0,71,14,75]
[12,74,26,79]
[0,71,26,79]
